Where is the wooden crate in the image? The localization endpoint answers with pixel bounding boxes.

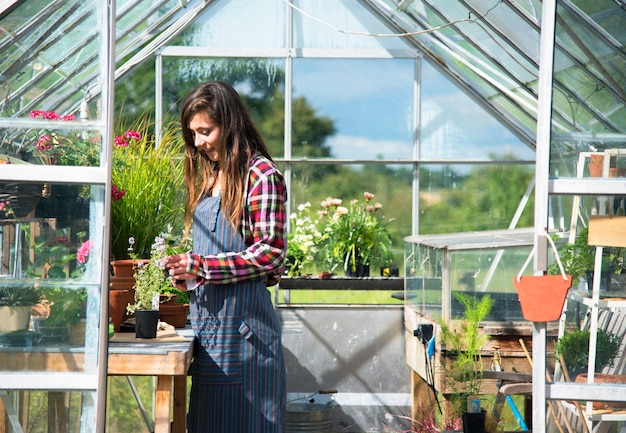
[588,216,626,247]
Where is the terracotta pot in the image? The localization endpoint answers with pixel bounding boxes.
[159,303,190,328]
[109,289,133,332]
[575,373,626,409]
[513,274,573,322]
[110,259,142,278]
[588,154,604,177]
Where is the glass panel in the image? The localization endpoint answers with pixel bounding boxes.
[405,241,443,318]
[550,3,626,172]
[161,57,285,156]
[421,62,535,161]
[404,236,533,322]
[0,0,102,118]
[292,0,409,50]
[288,162,411,273]
[418,163,535,234]
[0,118,102,167]
[292,58,415,160]
[173,0,285,48]
[2,390,97,433]
[0,181,103,373]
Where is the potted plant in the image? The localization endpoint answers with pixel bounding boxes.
[127,236,172,338]
[285,202,321,277]
[110,116,185,262]
[550,228,615,291]
[316,192,392,277]
[555,328,621,378]
[438,292,495,432]
[40,286,88,344]
[0,284,42,333]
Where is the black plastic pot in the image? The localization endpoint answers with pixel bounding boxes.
[134,309,159,339]
[462,410,486,433]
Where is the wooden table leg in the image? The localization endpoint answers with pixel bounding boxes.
[0,397,6,433]
[155,376,173,433]
[172,376,187,433]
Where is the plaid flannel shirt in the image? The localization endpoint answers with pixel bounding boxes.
[185,153,287,285]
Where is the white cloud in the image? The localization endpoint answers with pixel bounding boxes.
[327,135,411,160]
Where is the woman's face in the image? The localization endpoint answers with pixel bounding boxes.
[188,112,222,162]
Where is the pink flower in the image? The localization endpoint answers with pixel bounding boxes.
[61,114,76,121]
[124,130,141,140]
[0,202,6,211]
[43,111,60,120]
[115,136,129,147]
[363,191,375,202]
[30,110,46,118]
[77,240,92,264]
[37,135,52,150]
[112,184,126,201]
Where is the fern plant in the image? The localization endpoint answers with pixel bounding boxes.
[438,292,494,422]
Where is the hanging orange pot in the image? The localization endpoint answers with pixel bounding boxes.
[513,233,573,322]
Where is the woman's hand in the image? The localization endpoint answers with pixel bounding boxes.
[165,253,197,289]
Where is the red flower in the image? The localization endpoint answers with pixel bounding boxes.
[124,130,141,140]
[112,184,126,201]
[115,136,129,147]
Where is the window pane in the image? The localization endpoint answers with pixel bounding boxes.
[292,58,415,160]
[418,163,535,233]
[161,57,285,157]
[421,62,534,161]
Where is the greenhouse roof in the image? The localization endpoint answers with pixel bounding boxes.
[1,0,624,147]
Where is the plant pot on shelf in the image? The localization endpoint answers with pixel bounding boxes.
[345,262,369,278]
[159,303,190,328]
[588,154,604,177]
[0,306,33,333]
[67,319,86,345]
[109,289,133,332]
[110,259,141,279]
[575,374,626,409]
[585,270,612,292]
[135,309,159,339]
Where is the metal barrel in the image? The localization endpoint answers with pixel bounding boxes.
[286,403,333,433]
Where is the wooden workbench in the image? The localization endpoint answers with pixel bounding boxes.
[108,329,194,433]
[0,328,194,433]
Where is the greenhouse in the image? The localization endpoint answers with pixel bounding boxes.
[0,0,625,432]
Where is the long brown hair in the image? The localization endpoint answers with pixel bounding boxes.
[180,81,273,232]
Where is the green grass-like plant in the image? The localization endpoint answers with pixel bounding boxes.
[111,116,185,260]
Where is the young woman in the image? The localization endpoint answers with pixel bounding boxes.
[165,81,287,433]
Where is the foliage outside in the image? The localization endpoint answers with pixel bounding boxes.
[110,116,185,260]
[438,292,494,424]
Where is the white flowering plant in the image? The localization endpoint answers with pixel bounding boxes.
[126,236,170,314]
[317,192,392,275]
[286,202,322,277]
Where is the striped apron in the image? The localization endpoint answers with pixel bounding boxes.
[187,193,286,433]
